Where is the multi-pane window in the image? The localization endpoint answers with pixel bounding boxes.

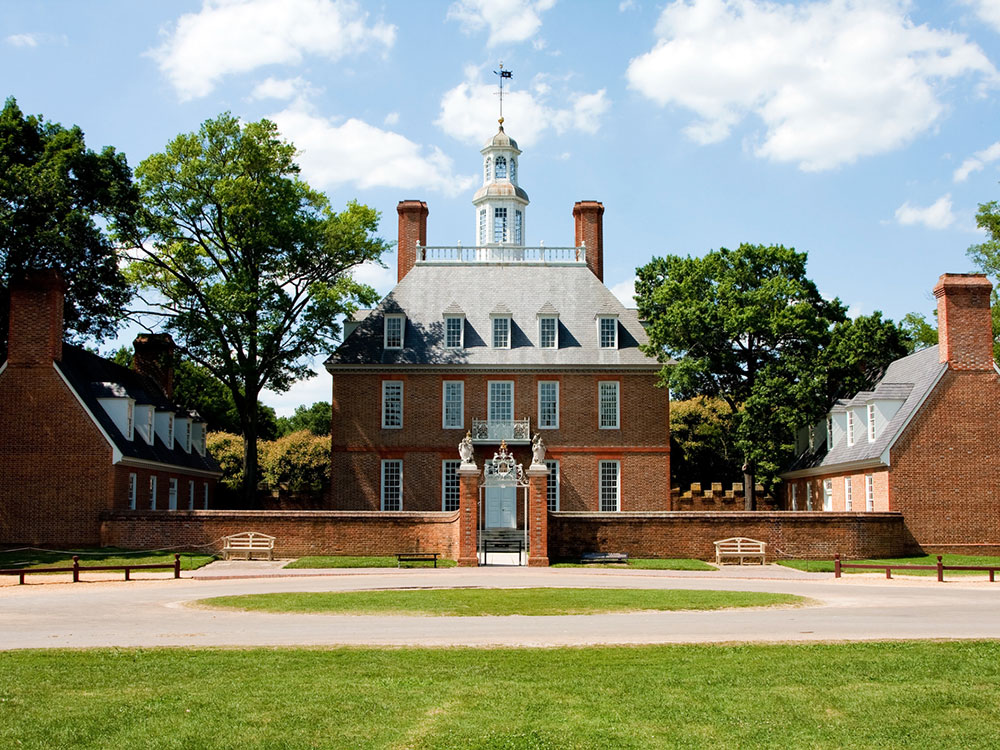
[514,210,523,244]
[489,381,514,422]
[600,460,620,512]
[492,316,510,348]
[865,474,874,511]
[846,411,855,446]
[382,381,403,428]
[128,473,137,510]
[149,475,158,510]
[188,480,195,510]
[539,316,557,348]
[495,155,507,179]
[184,421,192,452]
[805,483,813,510]
[126,401,134,440]
[166,414,174,447]
[168,477,178,510]
[823,479,833,512]
[493,207,508,243]
[844,477,853,511]
[510,158,517,183]
[384,315,404,349]
[545,459,560,511]
[538,381,559,429]
[790,484,798,511]
[442,460,461,512]
[445,316,464,348]
[479,208,486,245]
[484,157,491,182]
[867,403,876,442]
[827,416,834,446]
[443,381,464,429]
[599,381,620,429]
[381,460,403,511]
[598,316,618,349]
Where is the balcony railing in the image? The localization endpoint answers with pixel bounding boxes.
[471,418,531,443]
[416,243,586,265]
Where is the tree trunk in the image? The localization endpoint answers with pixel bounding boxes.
[239,387,260,509]
[743,462,756,511]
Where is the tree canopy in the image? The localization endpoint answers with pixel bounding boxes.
[276,401,331,437]
[636,243,909,501]
[118,114,390,500]
[966,194,1000,361]
[0,97,137,357]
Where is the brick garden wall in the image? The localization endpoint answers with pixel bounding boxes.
[548,511,915,560]
[100,509,460,558]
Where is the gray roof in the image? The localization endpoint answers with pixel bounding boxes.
[784,346,947,475]
[326,264,661,369]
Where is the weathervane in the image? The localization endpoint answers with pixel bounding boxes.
[493,62,513,125]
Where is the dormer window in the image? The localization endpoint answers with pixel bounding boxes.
[598,315,618,349]
[174,417,192,453]
[96,392,136,441]
[539,316,558,349]
[444,314,465,349]
[384,314,404,349]
[867,403,876,442]
[827,416,833,446]
[126,401,134,440]
[492,315,511,349]
[155,410,175,448]
[495,155,507,179]
[847,411,855,446]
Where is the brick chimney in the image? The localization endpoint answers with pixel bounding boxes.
[397,200,428,281]
[7,269,66,365]
[133,334,176,398]
[933,273,994,371]
[573,201,604,281]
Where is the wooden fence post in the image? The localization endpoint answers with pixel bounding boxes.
[937,555,943,583]
[834,553,841,578]
[174,553,181,579]
[72,556,80,583]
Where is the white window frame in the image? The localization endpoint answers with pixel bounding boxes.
[867,403,876,442]
[442,380,464,429]
[381,459,403,511]
[537,381,559,430]
[844,477,853,511]
[493,206,508,243]
[128,473,137,510]
[488,380,514,423]
[538,316,558,349]
[545,459,560,512]
[168,477,178,510]
[494,155,507,180]
[149,475,158,510]
[823,479,833,512]
[491,315,511,349]
[188,479,196,510]
[827,416,834,447]
[514,209,523,245]
[790,483,797,511]
[381,380,403,429]
[865,474,874,512]
[442,460,461,512]
[598,315,618,349]
[599,460,620,512]
[384,314,404,350]
[599,381,620,430]
[846,411,855,446]
[126,400,134,441]
[805,482,813,511]
[444,315,465,349]
[478,208,487,245]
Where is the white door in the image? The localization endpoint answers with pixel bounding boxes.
[486,485,516,528]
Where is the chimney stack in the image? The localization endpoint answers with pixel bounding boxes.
[7,269,66,365]
[133,334,176,398]
[573,201,604,281]
[397,200,428,282]
[933,273,994,371]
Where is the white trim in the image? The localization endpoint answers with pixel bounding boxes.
[823,478,833,512]
[442,380,464,429]
[598,380,620,429]
[188,479,196,510]
[597,315,619,349]
[441,459,461,511]
[0,360,6,376]
[537,380,559,429]
[844,476,853,511]
[538,315,558,349]
[491,314,511,349]
[545,459,560,511]
[443,314,465,349]
[880,365,948,466]
[599,460,621,511]
[118,457,221,479]
[383,314,405,349]
[867,403,876,443]
[381,380,403,429]
[128,472,137,510]
[53,362,123,463]
[168,477,179,510]
[865,474,875,512]
[149,475,158,510]
[381,459,403,511]
[781,458,883,481]
[488,380,514,422]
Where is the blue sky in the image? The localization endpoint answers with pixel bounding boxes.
[4,0,1000,414]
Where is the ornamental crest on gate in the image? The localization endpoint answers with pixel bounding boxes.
[483,440,527,487]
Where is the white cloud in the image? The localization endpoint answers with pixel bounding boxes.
[352,258,397,298]
[436,68,610,146]
[261,364,329,417]
[626,0,998,171]
[5,32,67,47]
[954,140,1000,182]
[269,98,476,196]
[446,0,555,46]
[962,0,1000,34]
[610,276,638,307]
[894,194,955,229]
[619,0,637,11]
[249,76,318,101]
[150,0,395,100]
[383,111,400,126]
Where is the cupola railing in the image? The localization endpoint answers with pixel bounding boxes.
[416,243,586,265]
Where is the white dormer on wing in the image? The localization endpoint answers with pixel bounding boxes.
[95,382,135,440]
[190,420,208,456]
[134,404,156,445]
[537,302,559,349]
[175,415,192,453]
[154,409,175,448]
[473,121,529,246]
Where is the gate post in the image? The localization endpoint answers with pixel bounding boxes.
[526,464,549,567]
[457,463,480,566]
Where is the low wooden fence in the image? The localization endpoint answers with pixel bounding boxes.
[834,553,1000,582]
[0,554,181,585]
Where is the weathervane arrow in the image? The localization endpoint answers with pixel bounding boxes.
[493,62,513,123]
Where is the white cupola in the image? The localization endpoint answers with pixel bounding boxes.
[473,118,529,246]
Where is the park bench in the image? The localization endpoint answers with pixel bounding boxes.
[714,537,767,565]
[580,552,629,564]
[222,532,276,561]
[483,537,524,565]
[396,552,440,568]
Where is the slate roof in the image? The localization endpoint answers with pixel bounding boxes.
[783,345,947,475]
[56,344,221,474]
[326,264,662,369]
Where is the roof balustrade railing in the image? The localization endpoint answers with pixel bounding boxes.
[416,243,586,265]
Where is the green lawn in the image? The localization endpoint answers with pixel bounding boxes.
[0,547,216,572]
[778,553,1000,576]
[197,588,802,616]
[551,557,717,570]
[3,642,1000,749]
[284,555,456,569]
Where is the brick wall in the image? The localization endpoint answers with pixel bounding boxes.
[671,482,780,511]
[100,509,460,558]
[783,470,890,513]
[549,511,915,560]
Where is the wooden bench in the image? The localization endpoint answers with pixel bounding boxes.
[396,552,440,568]
[222,532,276,561]
[483,538,524,565]
[714,537,767,565]
[580,552,628,564]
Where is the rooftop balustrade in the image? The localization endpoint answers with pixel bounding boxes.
[415,242,586,266]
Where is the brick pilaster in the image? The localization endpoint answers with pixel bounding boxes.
[573,201,604,282]
[933,273,994,371]
[397,200,429,282]
[457,463,479,566]
[526,464,549,566]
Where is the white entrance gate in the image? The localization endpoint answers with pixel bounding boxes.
[479,441,529,564]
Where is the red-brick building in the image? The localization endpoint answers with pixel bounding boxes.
[325,124,669,530]
[781,273,1000,553]
[0,271,221,546]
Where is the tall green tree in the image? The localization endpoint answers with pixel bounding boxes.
[636,244,847,507]
[276,401,331,437]
[899,311,938,353]
[966,195,1000,361]
[118,114,389,502]
[0,97,137,357]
